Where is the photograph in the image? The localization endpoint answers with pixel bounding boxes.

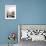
[18,24,46,46]
[5,5,16,19]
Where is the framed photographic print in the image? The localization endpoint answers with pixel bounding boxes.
[18,24,46,46]
[18,24,46,42]
[5,5,16,19]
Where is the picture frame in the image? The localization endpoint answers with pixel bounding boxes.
[5,5,16,19]
[18,24,46,42]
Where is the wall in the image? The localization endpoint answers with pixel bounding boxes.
[0,0,46,44]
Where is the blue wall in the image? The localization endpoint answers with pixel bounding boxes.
[0,0,46,44]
